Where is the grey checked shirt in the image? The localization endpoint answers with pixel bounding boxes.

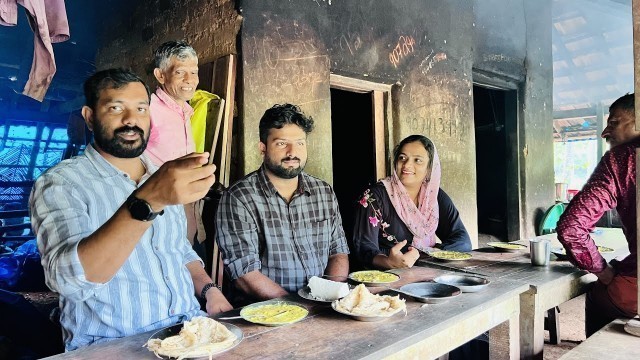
[215,166,349,293]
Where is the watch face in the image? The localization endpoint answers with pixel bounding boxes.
[128,197,154,221]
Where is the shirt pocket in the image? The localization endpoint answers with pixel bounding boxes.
[302,219,331,262]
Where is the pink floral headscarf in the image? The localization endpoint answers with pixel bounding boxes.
[381,146,441,251]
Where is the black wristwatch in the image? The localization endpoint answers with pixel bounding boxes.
[200,282,222,299]
[126,192,164,221]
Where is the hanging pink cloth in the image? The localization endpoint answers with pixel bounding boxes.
[1,0,70,101]
[381,146,442,252]
[0,0,18,25]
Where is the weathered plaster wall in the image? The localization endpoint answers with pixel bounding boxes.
[96,0,241,86]
[239,4,332,181]
[473,0,554,238]
[239,0,553,242]
[442,0,553,240]
[323,0,478,243]
[97,0,553,242]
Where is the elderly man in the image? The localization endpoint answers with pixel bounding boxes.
[144,40,202,244]
[30,68,232,351]
[557,93,638,337]
[145,40,200,165]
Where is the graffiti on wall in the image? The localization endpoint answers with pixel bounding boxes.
[244,31,330,113]
[419,50,447,75]
[389,35,416,68]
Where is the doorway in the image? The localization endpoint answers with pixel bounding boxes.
[473,84,519,241]
[329,75,392,269]
[330,88,375,241]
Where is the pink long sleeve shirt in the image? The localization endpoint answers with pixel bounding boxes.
[144,87,195,166]
[556,139,638,277]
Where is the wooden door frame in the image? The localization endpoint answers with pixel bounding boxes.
[472,71,522,241]
[329,74,393,179]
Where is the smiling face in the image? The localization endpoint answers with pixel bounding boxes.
[601,107,640,148]
[395,140,431,189]
[260,124,308,179]
[82,81,151,158]
[153,55,199,103]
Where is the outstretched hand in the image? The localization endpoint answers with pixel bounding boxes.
[387,240,420,268]
[135,152,216,211]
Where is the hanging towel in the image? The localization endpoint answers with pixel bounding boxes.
[189,89,220,152]
[0,0,18,25]
[1,0,70,101]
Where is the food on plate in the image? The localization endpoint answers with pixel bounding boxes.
[145,316,237,359]
[487,242,526,250]
[429,250,472,260]
[597,246,614,253]
[349,270,399,284]
[308,276,350,301]
[241,302,308,325]
[334,284,406,317]
[554,246,614,256]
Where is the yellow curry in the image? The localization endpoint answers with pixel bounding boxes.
[349,270,399,283]
[241,302,308,325]
[430,251,472,260]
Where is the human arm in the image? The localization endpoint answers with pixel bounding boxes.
[76,153,215,283]
[556,152,621,273]
[325,253,349,278]
[235,270,289,300]
[593,263,616,285]
[352,185,418,269]
[371,240,420,269]
[186,261,233,314]
[435,188,472,251]
[215,188,288,300]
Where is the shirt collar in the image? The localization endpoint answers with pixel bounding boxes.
[256,165,312,198]
[155,87,194,118]
[84,143,157,179]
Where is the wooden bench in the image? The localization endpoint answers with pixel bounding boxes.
[558,318,640,359]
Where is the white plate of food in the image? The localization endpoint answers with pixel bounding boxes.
[331,284,406,321]
[239,300,308,326]
[552,246,614,259]
[348,270,400,286]
[145,316,242,359]
[297,276,353,302]
[428,250,473,261]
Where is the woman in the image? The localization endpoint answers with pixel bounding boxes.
[352,134,471,270]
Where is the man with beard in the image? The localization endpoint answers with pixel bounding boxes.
[557,93,638,337]
[215,103,349,306]
[29,68,232,351]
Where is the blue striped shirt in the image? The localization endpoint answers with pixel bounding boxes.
[29,144,204,351]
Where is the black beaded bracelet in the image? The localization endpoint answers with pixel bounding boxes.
[200,282,222,299]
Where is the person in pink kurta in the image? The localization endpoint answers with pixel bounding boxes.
[557,93,638,337]
[144,40,200,244]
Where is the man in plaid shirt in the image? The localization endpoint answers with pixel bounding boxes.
[215,103,349,306]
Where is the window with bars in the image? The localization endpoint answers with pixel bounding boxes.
[0,121,83,208]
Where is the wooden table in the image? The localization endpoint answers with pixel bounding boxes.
[43,267,529,360]
[419,227,629,360]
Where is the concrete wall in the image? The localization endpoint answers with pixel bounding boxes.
[95,0,241,86]
[98,0,554,242]
[473,0,555,238]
